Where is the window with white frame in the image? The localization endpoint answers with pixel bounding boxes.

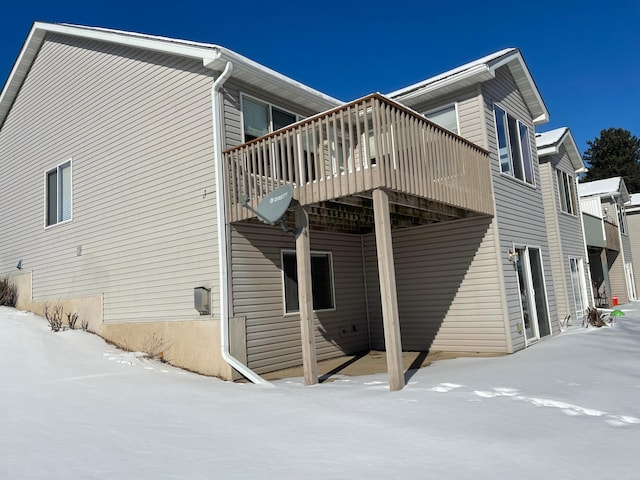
[424,104,459,134]
[45,160,72,227]
[618,204,627,234]
[282,250,335,314]
[556,169,578,215]
[242,95,298,142]
[494,105,534,184]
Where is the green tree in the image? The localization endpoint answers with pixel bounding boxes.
[583,128,640,192]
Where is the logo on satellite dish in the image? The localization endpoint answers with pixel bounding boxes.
[270,191,290,205]
[248,184,293,225]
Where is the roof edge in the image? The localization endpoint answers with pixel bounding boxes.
[536,127,585,173]
[0,22,343,129]
[388,48,549,125]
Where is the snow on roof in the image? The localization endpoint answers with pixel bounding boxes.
[628,193,640,207]
[535,127,567,149]
[578,177,629,202]
[536,127,585,172]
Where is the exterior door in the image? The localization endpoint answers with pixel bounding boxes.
[625,262,637,301]
[515,246,551,342]
[569,257,589,321]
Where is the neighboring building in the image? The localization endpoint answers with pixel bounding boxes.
[624,193,640,297]
[0,23,571,388]
[388,48,560,349]
[536,127,592,324]
[578,177,635,306]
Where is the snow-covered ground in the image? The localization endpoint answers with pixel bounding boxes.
[1,305,639,479]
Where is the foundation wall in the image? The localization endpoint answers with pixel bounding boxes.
[7,271,234,380]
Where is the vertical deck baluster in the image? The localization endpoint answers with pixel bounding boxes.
[424,125,436,202]
[371,98,384,189]
[413,117,424,197]
[362,99,373,191]
[338,109,347,199]
[346,104,356,194]
[316,116,327,202]
[326,112,340,198]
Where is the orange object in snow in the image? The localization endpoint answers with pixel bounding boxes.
[612,296,619,306]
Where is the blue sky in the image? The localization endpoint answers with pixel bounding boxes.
[1,1,638,153]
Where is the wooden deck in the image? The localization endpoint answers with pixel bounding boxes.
[223,94,493,229]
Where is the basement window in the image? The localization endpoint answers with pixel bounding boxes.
[282,250,335,314]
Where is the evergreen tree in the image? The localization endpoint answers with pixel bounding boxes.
[583,128,640,192]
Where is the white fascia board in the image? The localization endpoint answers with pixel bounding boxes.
[562,130,586,172]
[536,145,559,157]
[0,22,343,129]
[0,25,45,128]
[208,48,342,110]
[51,23,223,63]
[489,53,549,125]
[536,128,585,172]
[0,22,220,128]
[61,23,343,110]
[390,64,493,104]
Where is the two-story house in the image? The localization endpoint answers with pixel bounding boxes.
[536,127,592,324]
[579,177,635,306]
[1,23,570,389]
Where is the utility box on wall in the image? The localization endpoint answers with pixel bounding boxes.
[194,287,211,315]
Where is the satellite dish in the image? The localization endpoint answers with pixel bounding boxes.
[242,184,294,225]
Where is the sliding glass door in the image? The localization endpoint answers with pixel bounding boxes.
[515,246,551,342]
[569,257,589,322]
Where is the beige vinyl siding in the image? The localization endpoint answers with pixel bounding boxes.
[600,198,631,303]
[231,224,369,374]
[365,216,507,352]
[539,161,567,323]
[608,249,627,303]
[540,146,590,323]
[482,66,558,349]
[405,86,485,146]
[627,212,640,295]
[0,34,220,323]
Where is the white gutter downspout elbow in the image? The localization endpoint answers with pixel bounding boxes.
[211,61,271,385]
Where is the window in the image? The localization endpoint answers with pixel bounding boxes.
[556,170,578,215]
[618,204,627,234]
[494,105,534,184]
[424,104,458,134]
[45,160,72,226]
[282,251,335,313]
[242,95,298,142]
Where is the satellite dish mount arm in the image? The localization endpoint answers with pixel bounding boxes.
[239,195,271,224]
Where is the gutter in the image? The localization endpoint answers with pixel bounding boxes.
[209,61,270,385]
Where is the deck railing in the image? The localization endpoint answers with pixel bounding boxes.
[223,94,492,223]
[604,220,621,251]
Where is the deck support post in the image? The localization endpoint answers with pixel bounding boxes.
[295,205,318,385]
[372,188,405,391]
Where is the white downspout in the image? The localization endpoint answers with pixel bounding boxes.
[211,61,270,385]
